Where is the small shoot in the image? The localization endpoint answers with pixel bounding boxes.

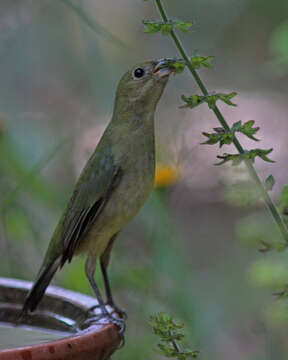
[202,120,260,148]
[181,92,237,110]
[265,175,275,192]
[215,148,275,166]
[190,56,214,69]
[150,313,199,360]
[143,20,192,35]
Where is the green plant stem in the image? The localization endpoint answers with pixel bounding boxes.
[154,0,288,243]
[170,333,181,354]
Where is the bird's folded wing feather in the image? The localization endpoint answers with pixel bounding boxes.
[48,147,122,266]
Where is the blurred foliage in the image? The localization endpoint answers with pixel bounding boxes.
[60,0,127,48]
[1,0,288,359]
[150,313,199,359]
[278,185,288,217]
[269,20,288,74]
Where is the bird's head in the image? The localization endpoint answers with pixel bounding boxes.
[114,59,175,115]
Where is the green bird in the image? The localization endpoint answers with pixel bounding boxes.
[21,59,174,329]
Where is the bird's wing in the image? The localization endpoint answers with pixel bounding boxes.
[52,146,122,266]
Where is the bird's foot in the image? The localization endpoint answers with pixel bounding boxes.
[81,307,126,347]
[85,304,125,327]
[88,302,127,320]
[106,302,127,320]
[87,303,102,314]
[105,312,126,348]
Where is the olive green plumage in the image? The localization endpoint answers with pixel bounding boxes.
[22,59,173,317]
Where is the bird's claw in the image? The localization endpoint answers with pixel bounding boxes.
[87,304,102,314]
[81,309,126,347]
[107,303,127,320]
[87,303,127,320]
[109,315,126,348]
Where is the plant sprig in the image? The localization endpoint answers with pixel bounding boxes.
[143,20,192,35]
[265,174,276,192]
[181,92,237,109]
[202,120,260,147]
[144,0,288,245]
[190,56,214,69]
[215,148,274,166]
[150,313,199,360]
[166,56,214,74]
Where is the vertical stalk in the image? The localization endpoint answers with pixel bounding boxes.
[154,0,288,243]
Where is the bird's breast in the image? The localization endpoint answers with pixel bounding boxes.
[78,129,155,256]
[104,145,155,228]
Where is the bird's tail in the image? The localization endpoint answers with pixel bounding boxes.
[21,259,60,316]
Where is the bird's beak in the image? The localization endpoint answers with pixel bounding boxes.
[153,58,175,78]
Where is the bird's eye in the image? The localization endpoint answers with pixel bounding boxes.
[133,68,145,79]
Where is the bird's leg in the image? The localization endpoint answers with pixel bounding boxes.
[100,257,127,320]
[99,233,127,319]
[85,254,108,317]
[84,254,125,335]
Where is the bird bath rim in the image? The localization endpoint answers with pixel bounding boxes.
[0,277,121,359]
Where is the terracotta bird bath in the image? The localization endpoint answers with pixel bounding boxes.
[0,277,121,360]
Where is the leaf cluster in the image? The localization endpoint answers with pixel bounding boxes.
[150,313,199,360]
[215,148,274,166]
[163,56,214,75]
[143,20,192,35]
[165,59,186,74]
[181,92,237,110]
[202,120,259,147]
[201,119,275,166]
[190,56,214,69]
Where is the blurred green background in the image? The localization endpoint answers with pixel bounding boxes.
[1,0,288,359]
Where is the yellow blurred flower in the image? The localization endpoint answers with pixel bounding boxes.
[154,164,180,188]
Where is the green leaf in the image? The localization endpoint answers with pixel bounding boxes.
[180,92,237,110]
[201,130,234,147]
[231,120,242,132]
[213,127,225,134]
[202,120,260,150]
[190,56,214,69]
[180,94,205,109]
[215,148,274,166]
[155,58,186,74]
[143,20,162,33]
[202,132,222,145]
[143,20,192,36]
[252,148,274,163]
[215,153,244,166]
[142,20,173,35]
[161,23,173,35]
[238,120,260,141]
[175,21,193,32]
[168,60,186,74]
[217,92,237,107]
[265,175,275,191]
[206,94,219,109]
